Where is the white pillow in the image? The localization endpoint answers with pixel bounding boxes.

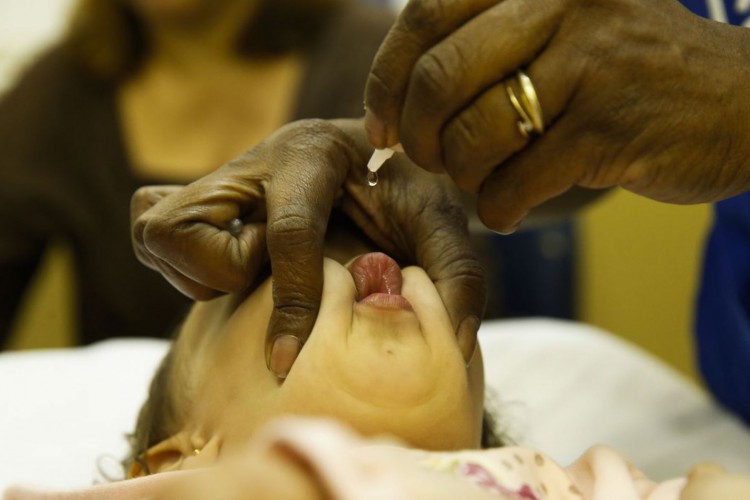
[0,339,167,490]
[480,319,750,479]
[1,319,748,491]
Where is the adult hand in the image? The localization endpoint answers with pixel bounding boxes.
[364,0,750,233]
[131,118,485,377]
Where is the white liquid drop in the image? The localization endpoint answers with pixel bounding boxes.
[367,170,378,186]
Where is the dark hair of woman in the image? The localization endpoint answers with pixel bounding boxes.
[63,0,344,81]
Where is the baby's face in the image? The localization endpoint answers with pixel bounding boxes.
[173,253,484,460]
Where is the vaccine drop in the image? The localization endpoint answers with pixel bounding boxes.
[366,148,395,187]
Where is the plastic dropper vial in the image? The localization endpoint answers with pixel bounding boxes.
[366,148,395,186]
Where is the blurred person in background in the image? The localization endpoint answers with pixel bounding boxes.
[0,0,393,346]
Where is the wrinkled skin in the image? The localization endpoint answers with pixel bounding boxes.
[364,0,750,233]
[131,118,485,375]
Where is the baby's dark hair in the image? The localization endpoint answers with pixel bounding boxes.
[125,348,507,475]
[125,346,182,476]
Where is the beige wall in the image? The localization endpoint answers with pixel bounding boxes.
[577,190,713,380]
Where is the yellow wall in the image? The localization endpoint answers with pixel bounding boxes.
[577,190,713,380]
[6,242,76,350]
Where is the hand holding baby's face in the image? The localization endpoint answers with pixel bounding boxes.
[680,463,750,499]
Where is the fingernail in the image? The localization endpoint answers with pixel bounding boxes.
[390,142,404,153]
[457,316,480,364]
[269,335,301,379]
[364,109,388,148]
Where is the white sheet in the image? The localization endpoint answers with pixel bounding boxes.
[1,319,748,491]
[481,319,750,479]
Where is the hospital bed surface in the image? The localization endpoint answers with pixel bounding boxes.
[0,318,748,490]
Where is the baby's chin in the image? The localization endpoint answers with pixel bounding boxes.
[335,332,465,410]
[333,356,441,409]
[312,393,475,450]
[349,405,478,451]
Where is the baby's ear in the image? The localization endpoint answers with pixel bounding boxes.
[130,432,217,477]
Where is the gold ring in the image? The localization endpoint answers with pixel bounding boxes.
[506,70,544,138]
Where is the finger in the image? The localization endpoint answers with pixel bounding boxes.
[149,254,223,301]
[399,0,564,172]
[411,182,486,335]
[130,185,184,221]
[147,222,267,300]
[476,116,596,234]
[441,42,581,193]
[136,171,269,294]
[364,0,499,148]
[263,125,354,377]
[131,185,185,271]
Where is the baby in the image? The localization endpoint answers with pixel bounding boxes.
[6,222,750,499]
[126,243,497,477]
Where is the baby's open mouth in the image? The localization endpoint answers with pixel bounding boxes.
[348,252,413,311]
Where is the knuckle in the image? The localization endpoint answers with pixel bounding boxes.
[140,213,178,255]
[130,186,150,211]
[267,212,323,249]
[274,301,318,318]
[421,223,486,299]
[417,202,469,252]
[411,50,453,101]
[448,111,483,156]
[140,213,167,241]
[272,292,321,331]
[433,197,468,229]
[271,119,353,169]
[267,120,341,155]
[447,262,487,305]
[444,114,489,193]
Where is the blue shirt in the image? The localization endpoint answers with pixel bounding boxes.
[697,195,750,424]
[679,0,749,25]
[688,1,750,424]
